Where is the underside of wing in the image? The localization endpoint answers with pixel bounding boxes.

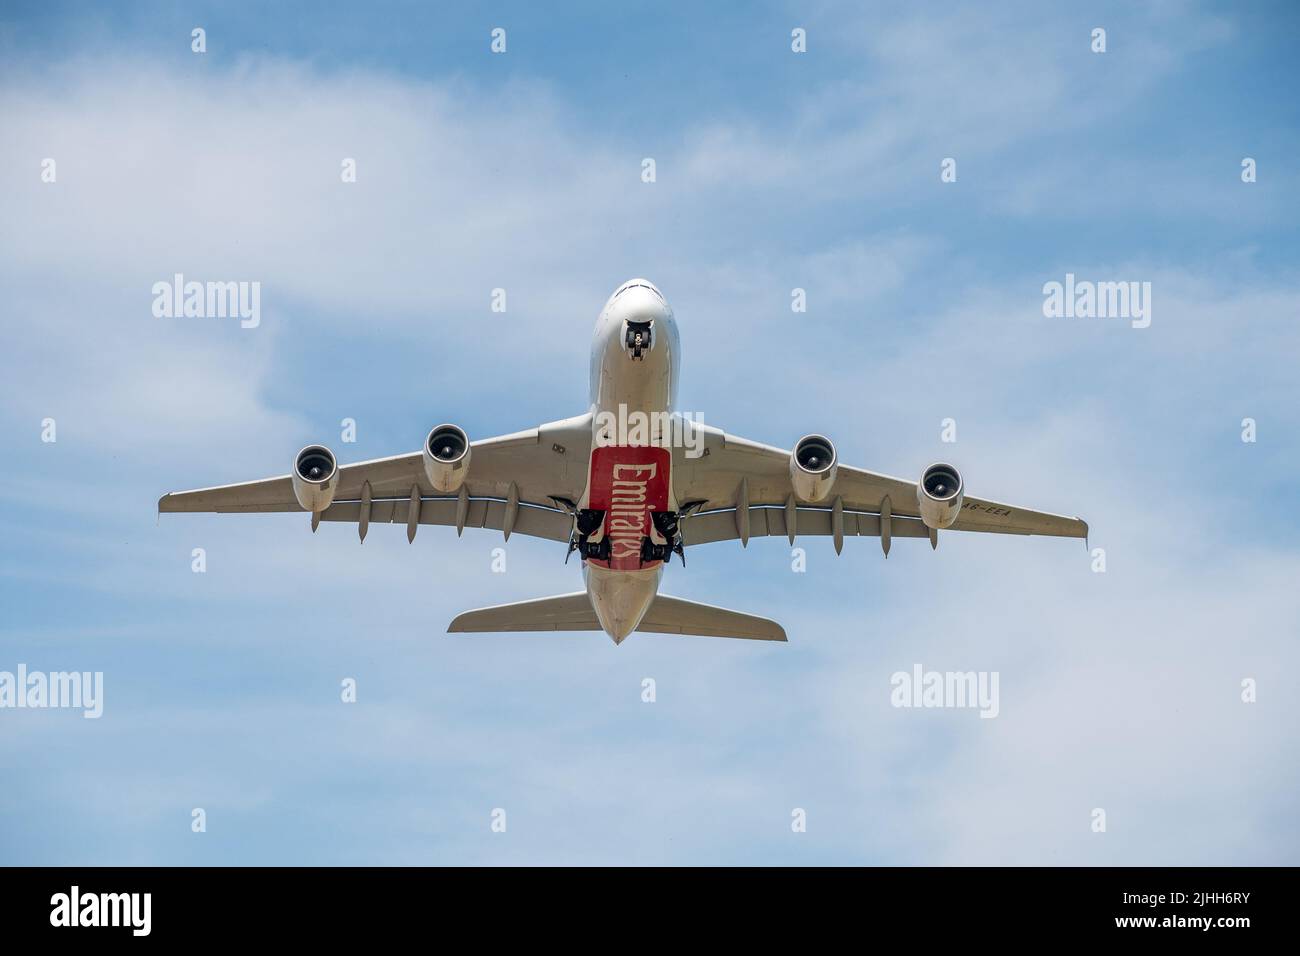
[680,503,931,547]
[672,424,1087,548]
[157,415,594,545]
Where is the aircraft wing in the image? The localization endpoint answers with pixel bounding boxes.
[671,424,1086,550]
[157,415,594,544]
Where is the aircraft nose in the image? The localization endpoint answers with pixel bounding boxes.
[611,282,668,321]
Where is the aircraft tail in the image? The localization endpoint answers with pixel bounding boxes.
[447,592,786,642]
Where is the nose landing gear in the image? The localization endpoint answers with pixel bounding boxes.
[625,319,654,360]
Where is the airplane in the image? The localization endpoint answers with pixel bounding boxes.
[159,278,1088,645]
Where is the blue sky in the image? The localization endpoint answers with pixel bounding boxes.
[1,0,1297,864]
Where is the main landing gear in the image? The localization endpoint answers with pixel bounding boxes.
[638,510,685,567]
[563,507,611,564]
[553,499,702,568]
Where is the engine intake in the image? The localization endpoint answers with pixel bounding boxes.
[423,424,471,493]
[917,462,964,529]
[292,445,339,513]
[789,434,838,503]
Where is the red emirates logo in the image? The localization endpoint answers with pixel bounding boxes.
[586,446,670,570]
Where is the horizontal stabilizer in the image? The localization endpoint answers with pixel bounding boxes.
[447,592,786,642]
[637,595,786,641]
[447,592,601,632]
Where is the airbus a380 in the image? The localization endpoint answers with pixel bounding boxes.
[160,279,1088,644]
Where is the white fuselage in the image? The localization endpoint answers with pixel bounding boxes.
[582,279,681,643]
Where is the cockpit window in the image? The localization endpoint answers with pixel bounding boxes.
[613,282,665,304]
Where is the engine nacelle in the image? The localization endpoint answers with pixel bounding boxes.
[292,444,339,513]
[917,462,964,529]
[423,424,471,493]
[789,434,838,503]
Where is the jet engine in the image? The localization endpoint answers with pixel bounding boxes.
[917,462,964,529]
[292,444,339,513]
[423,424,471,493]
[789,434,838,503]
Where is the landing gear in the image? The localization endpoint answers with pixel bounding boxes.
[639,510,685,567]
[578,537,611,562]
[560,502,697,567]
[638,536,682,567]
[565,508,610,564]
[625,319,653,360]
